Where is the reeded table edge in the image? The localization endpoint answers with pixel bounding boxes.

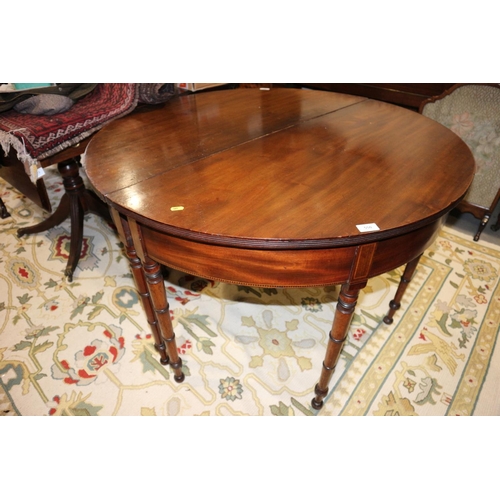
[105,192,468,251]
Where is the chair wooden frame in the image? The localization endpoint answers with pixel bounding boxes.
[419,83,500,241]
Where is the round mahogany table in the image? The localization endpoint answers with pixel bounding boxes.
[85,88,475,409]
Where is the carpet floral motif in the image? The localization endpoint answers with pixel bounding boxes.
[0,166,499,416]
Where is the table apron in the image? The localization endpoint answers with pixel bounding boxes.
[130,217,444,288]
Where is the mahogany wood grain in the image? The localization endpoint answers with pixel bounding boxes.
[138,216,443,288]
[85,88,475,409]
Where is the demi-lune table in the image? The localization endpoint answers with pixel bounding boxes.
[85,88,475,409]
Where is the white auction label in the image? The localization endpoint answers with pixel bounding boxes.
[356,223,380,232]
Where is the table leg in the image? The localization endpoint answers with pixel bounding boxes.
[17,156,111,281]
[111,210,170,366]
[312,282,365,410]
[142,256,185,382]
[126,217,185,382]
[383,254,422,325]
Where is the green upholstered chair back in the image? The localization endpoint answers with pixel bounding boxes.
[420,84,500,210]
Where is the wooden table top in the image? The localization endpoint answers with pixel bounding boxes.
[85,88,475,249]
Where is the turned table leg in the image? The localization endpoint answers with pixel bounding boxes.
[312,282,365,410]
[142,257,185,382]
[383,254,422,325]
[111,209,170,365]
[17,156,111,281]
[128,217,185,383]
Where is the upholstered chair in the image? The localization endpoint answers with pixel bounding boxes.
[419,83,500,241]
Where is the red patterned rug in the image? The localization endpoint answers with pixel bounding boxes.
[0,84,139,165]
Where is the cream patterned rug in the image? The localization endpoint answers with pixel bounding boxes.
[1,166,499,416]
